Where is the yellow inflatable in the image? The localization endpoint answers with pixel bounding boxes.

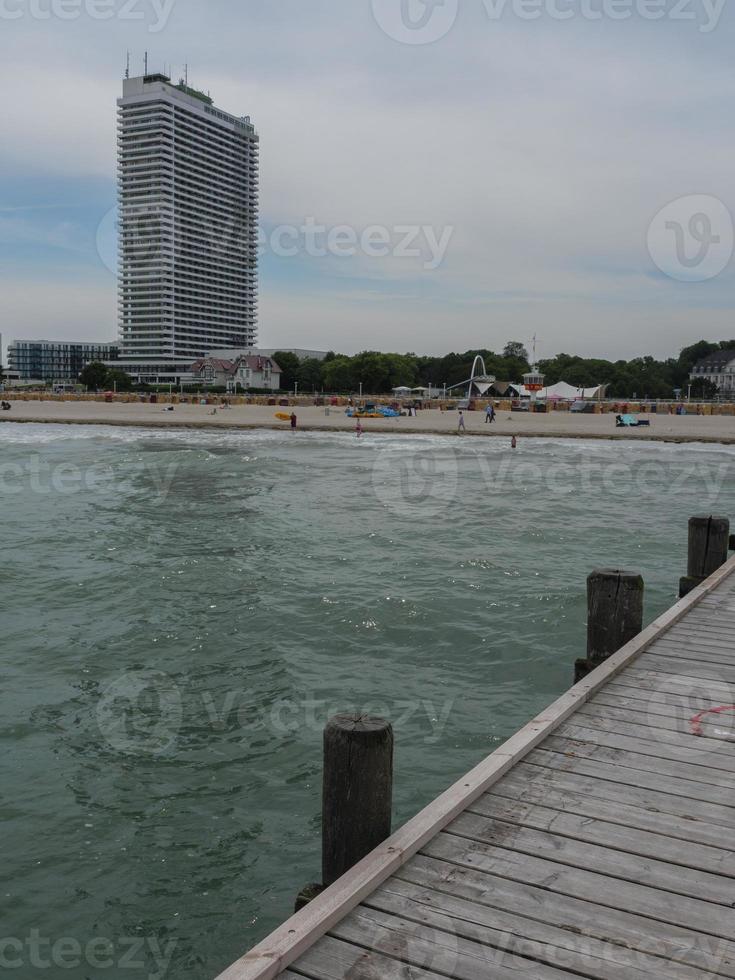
[274,412,291,421]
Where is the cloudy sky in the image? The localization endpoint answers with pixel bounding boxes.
[1,0,734,361]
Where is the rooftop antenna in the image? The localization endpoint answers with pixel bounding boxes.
[144,51,148,75]
[125,50,130,79]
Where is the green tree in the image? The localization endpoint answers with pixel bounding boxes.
[503,341,529,362]
[297,357,325,392]
[322,356,355,392]
[79,361,110,390]
[106,369,134,392]
[272,351,300,391]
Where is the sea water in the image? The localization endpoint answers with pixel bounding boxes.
[2,423,734,979]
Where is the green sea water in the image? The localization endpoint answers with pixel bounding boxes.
[2,423,734,979]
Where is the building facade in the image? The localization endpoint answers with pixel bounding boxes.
[8,340,119,382]
[116,73,259,383]
[189,354,281,390]
[690,349,735,396]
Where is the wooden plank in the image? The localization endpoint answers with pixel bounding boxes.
[665,617,735,634]
[542,732,735,789]
[424,831,735,940]
[446,810,735,905]
[367,876,705,980]
[556,716,735,773]
[217,560,735,980]
[604,678,735,710]
[487,767,735,849]
[397,854,735,979]
[591,690,733,723]
[523,753,735,824]
[575,702,735,739]
[293,934,446,980]
[646,640,735,666]
[466,792,735,877]
[638,653,735,683]
[617,666,735,696]
[331,905,582,979]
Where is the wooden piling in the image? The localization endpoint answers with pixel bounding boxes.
[575,569,644,683]
[680,516,730,598]
[296,713,394,910]
[322,714,393,888]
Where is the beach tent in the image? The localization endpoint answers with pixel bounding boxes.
[536,381,605,401]
[392,386,412,395]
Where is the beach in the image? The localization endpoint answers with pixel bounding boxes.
[1,398,734,442]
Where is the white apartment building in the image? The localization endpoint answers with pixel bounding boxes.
[115,72,259,383]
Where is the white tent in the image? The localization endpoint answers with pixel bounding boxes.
[392,386,412,394]
[536,381,604,401]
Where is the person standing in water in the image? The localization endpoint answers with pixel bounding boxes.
[511,435,517,449]
[290,412,297,431]
[458,410,466,434]
[356,419,363,438]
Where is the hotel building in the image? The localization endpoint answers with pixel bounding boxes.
[115,73,259,383]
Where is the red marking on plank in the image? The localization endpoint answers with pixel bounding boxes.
[689,705,735,737]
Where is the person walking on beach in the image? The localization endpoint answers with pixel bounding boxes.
[458,410,466,434]
[485,404,496,424]
[290,412,297,431]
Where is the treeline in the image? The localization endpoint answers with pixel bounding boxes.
[275,340,732,398]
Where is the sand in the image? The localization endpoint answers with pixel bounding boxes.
[1,399,734,443]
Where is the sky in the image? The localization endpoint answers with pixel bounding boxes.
[1,0,734,361]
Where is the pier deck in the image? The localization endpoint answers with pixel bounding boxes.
[219,557,735,980]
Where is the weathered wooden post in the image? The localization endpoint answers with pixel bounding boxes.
[680,516,730,598]
[574,569,644,684]
[296,713,393,910]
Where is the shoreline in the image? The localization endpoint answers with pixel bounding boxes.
[2,403,735,444]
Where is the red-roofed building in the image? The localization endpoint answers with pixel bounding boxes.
[189,355,281,390]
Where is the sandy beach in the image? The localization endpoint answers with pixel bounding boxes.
[1,399,734,443]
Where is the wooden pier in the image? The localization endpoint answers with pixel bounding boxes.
[217,532,735,980]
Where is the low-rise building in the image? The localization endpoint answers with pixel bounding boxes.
[189,354,281,390]
[8,340,119,382]
[690,349,735,396]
